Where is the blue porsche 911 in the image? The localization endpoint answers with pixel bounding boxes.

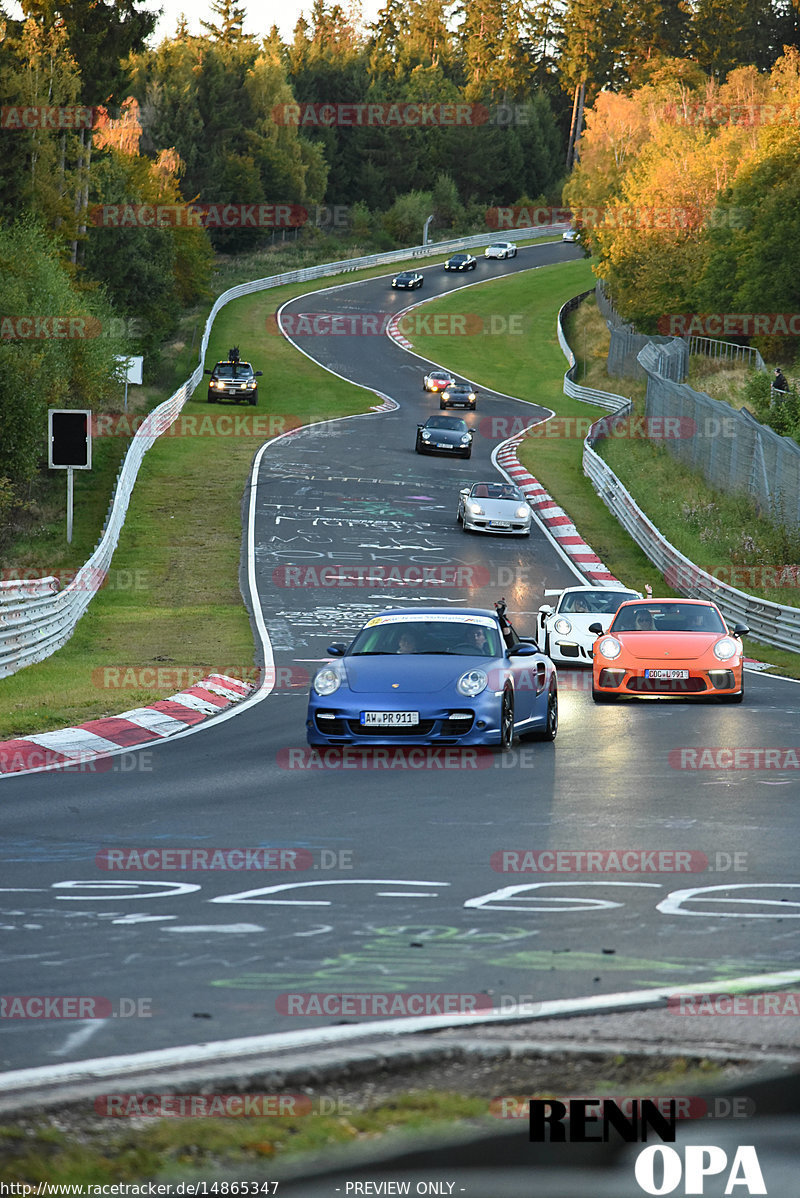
[306,604,558,749]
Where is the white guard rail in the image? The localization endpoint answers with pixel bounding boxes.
[556,294,800,653]
[1,224,566,679]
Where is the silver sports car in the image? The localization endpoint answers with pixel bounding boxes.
[457,481,532,535]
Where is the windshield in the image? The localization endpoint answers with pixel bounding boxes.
[348,618,501,658]
[472,483,522,501]
[557,589,636,615]
[610,603,727,633]
[215,363,253,379]
[426,417,467,431]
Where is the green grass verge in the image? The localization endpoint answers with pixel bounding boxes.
[403,267,800,678]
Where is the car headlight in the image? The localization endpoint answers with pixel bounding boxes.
[422,430,432,441]
[515,505,529,519]
[313,666,342,696]
[713,637,738,661]
[553,618,572,636]
[460,434,471,444]
[246,378,256,387]
[442,392,451,400]
[457,669,487,697]
[467,502,484,515]
[598,636,621,659]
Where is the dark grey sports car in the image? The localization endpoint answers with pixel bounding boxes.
[391,270,424,290]
[444,253,477,272]
[415,415,473,459]
[440,383,477,410]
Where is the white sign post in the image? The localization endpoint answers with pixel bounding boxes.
[114,355,143,411]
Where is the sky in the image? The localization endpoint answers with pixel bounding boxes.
[149,0,380,43]
[3,0,382,46]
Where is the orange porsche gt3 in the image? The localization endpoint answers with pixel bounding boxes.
[590,599,749,703]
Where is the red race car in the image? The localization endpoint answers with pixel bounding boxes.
[591,599,748,703]
[423,370,456,393]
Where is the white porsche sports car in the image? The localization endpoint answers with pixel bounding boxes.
[537,584,641,664]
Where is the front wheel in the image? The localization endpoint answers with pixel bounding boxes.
[462,448,472,459]
[592,683,618,704]
[499,689,514,750]
[529,685,558,742]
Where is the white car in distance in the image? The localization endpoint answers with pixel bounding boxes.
[485,242,518,260]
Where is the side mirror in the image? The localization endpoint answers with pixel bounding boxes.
[508,644,538,657]
[538,605,554,616]
[255,371,263,377]
[326,643,347,656]
[731,624,750,637]
[460,488,470,497]
[588,622,603,635]
[204,368,212,375]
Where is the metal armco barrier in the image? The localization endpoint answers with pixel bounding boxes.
[556,294,800,654]
[0,225,566,679]
[557,293,630,413]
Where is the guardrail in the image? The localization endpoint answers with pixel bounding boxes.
[557,294,630,412]
[689,335,766,371]
[0,225,567,679]
[555,297,800,653]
